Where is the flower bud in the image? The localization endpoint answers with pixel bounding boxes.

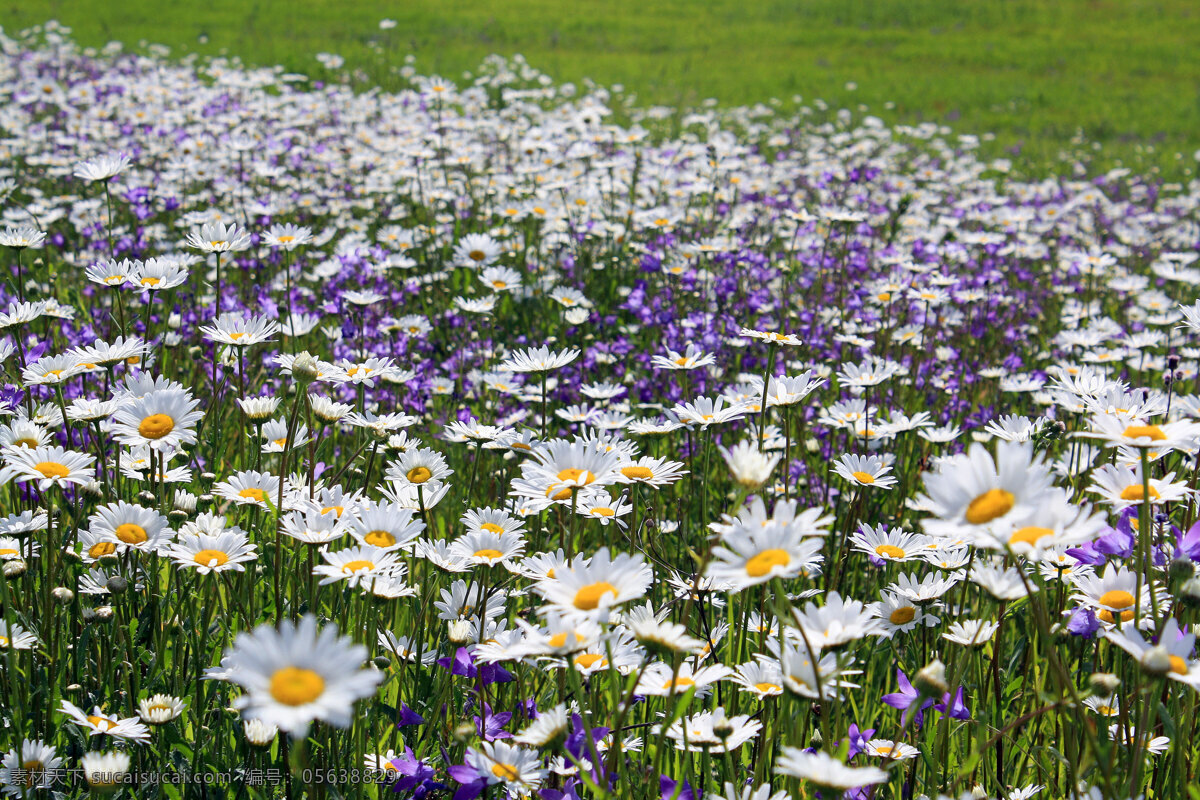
[1181,576,1200,608]
[106,575,128,594]
[174,491,198,513]
[244,718,278,747]
[1090,672,1121,695]
[447,620,472,644]
[3,559,27,579]
[52,587,74,604]
[291,352,320,384]
[914,659,948,698]
[1169,557,1195,582]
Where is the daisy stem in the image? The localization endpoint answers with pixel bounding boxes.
[1137,449,1153,620]
[102,181,116,258]
[0,565,27,751]
[757,345,777,451]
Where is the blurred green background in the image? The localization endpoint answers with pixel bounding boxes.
[6,0,1199,175]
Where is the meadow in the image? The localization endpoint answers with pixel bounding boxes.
[4,1,1200,176]
[2,10,1200,800]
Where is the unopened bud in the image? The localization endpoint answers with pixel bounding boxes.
[373,655,391,669]
[3,560,27,578]
[291,352,320,384]
[447,619,472,644]
[52,587,74,604]
[1169,557,1195,582]
[1090,672,1121,695]
[914,659,948,697]
[95,605,114,621]
[106,575,128,594]
[137,490,156,505]
[1181,577,1200,608]
[174,491,198,512]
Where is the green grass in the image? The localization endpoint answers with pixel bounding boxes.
[6,0,1200,176]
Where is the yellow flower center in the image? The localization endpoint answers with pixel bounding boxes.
[1169,655,1189,676]
[745,549,791,577]
[87,715,118,731]
[364,530,396,547]
[622,466,654,480]
[664,676,695,690]
[875,544,906,559]
[589,507,615,517]
[341,560,375,573]
[89,542,117,558]
[1096,590,1136,623]
[754,681,782,694]
[20,760,43,786]
[573,581,617,610]
[557,467,593,485]
[269,667,326,706]
[889,607,917,625]
[140,276,161,287]
[12,437,38,448]
[321,505,344,517]
[1120,485,1159,501]
[138,413,175,439]
[468,250,487,262]
[574,653,605,669]
[965,488,1014,524]
[34,461,70,479]
[114,523,148,544]
[480,522,505,533]
[491,764,519,781]
[549,632,571,648]
[193,549,229,567]
[407,466,432,484]
[239,488,266,502]
[1122,424,1165,441]
[474,548,504,560]
[1009,526,1053,546]
[0,548,16,556]
[1099,589,1134,610]
[852,471,876,484]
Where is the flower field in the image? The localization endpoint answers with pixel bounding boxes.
[3,20,1200,800]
